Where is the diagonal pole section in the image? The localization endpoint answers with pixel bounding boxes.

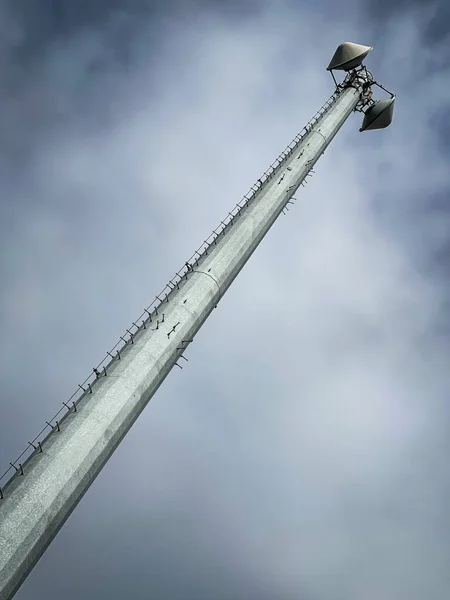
[0,85,362,600]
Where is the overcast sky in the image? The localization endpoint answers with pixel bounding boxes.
[1,0,450,598]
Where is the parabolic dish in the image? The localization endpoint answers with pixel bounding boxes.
[327,42,373,71]
[360,97,396,132]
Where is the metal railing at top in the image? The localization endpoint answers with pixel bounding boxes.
[0,89,341,498]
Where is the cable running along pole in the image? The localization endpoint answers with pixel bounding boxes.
[0,42,395,600]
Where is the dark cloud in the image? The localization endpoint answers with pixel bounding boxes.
[0,2,155,172]
[0,0,265,186]
[429,103,450,151]
[3,0,263,62]
[365,0,450,61]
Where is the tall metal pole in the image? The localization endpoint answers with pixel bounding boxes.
[0,45,394,600]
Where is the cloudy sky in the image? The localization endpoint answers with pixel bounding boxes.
[1,0,450,598]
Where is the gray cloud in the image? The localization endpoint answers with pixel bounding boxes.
[1,1,450,599]
[365,0,450,48]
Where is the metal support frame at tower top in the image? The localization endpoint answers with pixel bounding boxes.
[326,42,396,132]
[0,43,396,600]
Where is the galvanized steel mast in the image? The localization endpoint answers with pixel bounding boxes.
[0,43,395,600]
